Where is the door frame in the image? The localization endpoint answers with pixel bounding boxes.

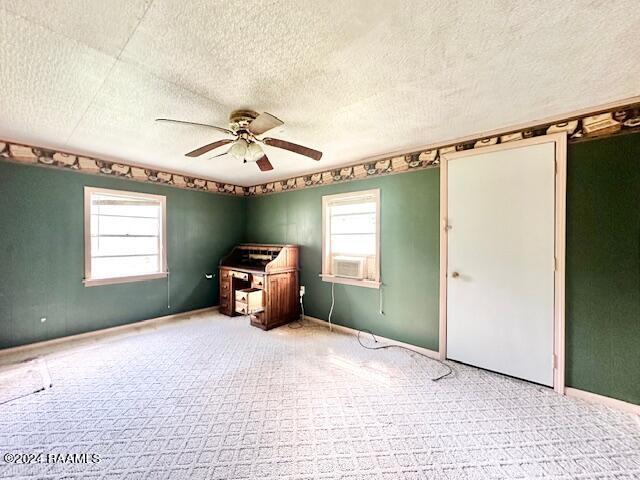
[439,132,567,394]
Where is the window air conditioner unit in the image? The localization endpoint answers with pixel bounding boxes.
[332,256,365,279]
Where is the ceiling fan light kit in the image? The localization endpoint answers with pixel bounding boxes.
[246,142,264,162]
[156,109,322,173]
[229,138,249,161]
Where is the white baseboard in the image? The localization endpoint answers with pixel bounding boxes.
[565,387,639,416]
[304,315,440,359]
[0,305,218,365]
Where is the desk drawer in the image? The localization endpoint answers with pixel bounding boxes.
[235,301,248,315]
[219,271,232,316]
[235,289,258,303]
[235,288,263,312]
[219,297,231,316]
[230,270,249,281]
[250,312,265,326]
[251,275,264,288]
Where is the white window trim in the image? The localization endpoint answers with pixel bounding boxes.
[321,188,381,289]
[83,186,168,287]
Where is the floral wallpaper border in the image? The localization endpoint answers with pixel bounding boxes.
[0,142,246,195]
[1,101,639,197]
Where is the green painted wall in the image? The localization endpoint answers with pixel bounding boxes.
[245,169,441,350]
[565,134,640,405]
[0,161,245,349]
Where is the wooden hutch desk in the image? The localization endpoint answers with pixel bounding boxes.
[219,244,299,330]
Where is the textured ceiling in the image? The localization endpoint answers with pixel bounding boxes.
[1,1,639,186]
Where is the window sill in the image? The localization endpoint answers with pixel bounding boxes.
[83,272,168,287]
[320,274,381,289]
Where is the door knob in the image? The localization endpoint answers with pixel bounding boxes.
[451,271,460,278]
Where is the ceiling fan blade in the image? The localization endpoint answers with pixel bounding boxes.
[262,137,322,161]
[256,155,274,171]
[185,139,233,157]
[247,112,284,135]
[156,118,234,136]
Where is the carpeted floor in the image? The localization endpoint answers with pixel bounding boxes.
[0,311,638,479]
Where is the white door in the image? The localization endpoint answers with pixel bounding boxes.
[446,142,556,386]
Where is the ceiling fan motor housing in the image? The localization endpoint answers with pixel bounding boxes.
[229,109,259,131]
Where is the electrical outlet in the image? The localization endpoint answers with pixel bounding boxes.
[40,317,46,323]
[300,286,305,296]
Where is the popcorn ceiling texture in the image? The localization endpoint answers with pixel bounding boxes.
[0,312,639,479]
[0,0,639,186]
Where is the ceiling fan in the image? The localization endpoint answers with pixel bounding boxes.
[156,110,322,171]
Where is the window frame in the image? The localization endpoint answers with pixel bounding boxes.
[321,188,381,289]
[83,186,168,287]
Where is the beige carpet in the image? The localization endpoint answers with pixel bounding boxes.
[0,312,638,479]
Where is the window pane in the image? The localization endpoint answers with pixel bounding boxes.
[92,193,160,218]
[91,255,160,279]
[323,191,379,280]
[88,189,165,281]
[331,212,375,234]
[95,203,159,218]
[331,233,376,255]
[92,215,159,236]
[330,201,376,216]
[91,236,159,257]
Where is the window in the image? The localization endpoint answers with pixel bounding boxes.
[321,189,380,288]
[84,187,167,287]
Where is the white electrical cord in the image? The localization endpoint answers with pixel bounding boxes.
[328,282,335,331]
[324,278,451,381]
[288,287,306,329]
[357,329,453,381]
